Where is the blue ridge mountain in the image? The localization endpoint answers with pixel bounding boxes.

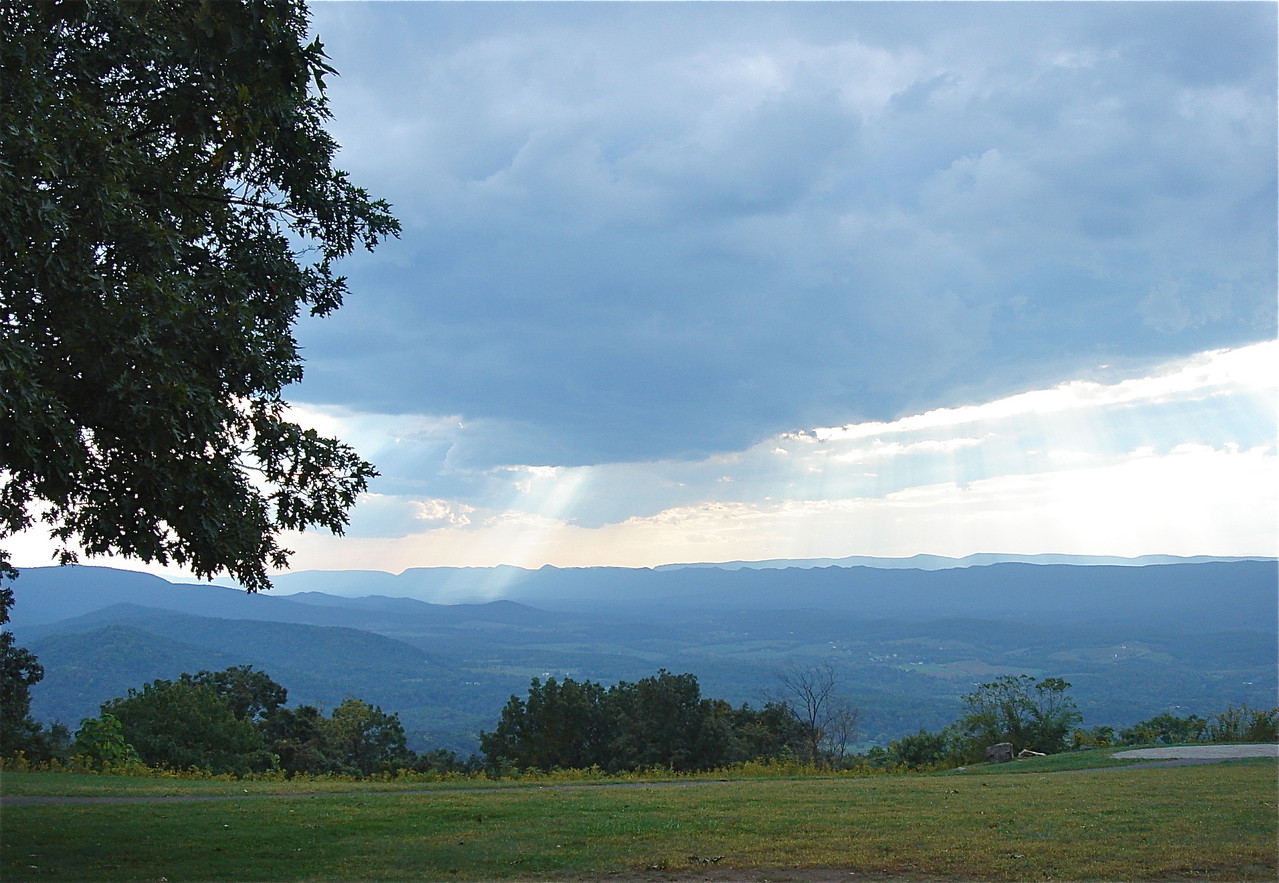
[23,622,246,728]
[246,560,1276,631]
[20,602,494,752]
[6,560,1275,755]
[656,552,1273,571]
[4,565,573,631]
[44,559,1268,631]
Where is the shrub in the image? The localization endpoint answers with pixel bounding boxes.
[1204,705,1278,744]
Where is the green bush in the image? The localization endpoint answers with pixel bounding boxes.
[71,713,142,770]
[1204,704,1278,743]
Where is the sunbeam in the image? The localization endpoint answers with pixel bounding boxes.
[12,343,1274,578]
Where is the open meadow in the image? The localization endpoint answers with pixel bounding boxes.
[2,756,1275,882]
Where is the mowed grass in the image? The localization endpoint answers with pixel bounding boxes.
[0,770,514,799]
[2,760,1275,881]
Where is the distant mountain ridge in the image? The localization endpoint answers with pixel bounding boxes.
[7,559,1277,629]
[658,552,1275,571]
[161,555,1279,617]
[3,565,562,630]
[178,553,1275,595]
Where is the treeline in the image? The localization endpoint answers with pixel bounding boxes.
[479,670,808,774]
[870,674,1279,770]
[10,665,475,778]
[6,666,810,778]
[1110,706,1278,746]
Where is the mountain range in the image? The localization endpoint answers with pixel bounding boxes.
[6,558,1275,754]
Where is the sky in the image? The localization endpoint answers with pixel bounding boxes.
[12,1,1279,578]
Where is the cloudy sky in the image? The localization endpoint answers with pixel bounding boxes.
[15,1,1278,577]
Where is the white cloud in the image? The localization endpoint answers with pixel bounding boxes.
[411,499,474,528]
[799,340,1276,444]
[254,342,1276,572]
[268,438,1274,576]
[829,436,987,464]
[12,343,1272,579]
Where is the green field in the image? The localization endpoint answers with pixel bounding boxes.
[2,758,1275,881]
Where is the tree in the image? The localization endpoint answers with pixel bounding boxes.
[480,671,803,774]
[70,712,142,770]
[0,588,46,757]
[1118,712,1207,746]
[958,675,1082,755]
[608,670,710,771]
[2,587,72,763]
[770,662,861,768]
[323,697,412,777]
[0,628,44,757]
[100,675,272,774]
[885,728,954,769]
[1071,725,1115,750]
[480,676,611,772]
[410,747,480,777]
[731,701,808,761]
[259,704,337,776]
[190,665,286,723]
[1202,705,1278,744]
[0,0,398,590]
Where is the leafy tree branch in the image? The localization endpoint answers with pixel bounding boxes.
[1,0,400,590]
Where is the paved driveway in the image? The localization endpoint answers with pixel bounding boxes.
[1112,743,1278,760]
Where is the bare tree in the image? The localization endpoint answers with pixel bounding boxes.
[769,662,860,768]
[821,696,862,768]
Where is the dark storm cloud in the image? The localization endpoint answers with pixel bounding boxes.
[295,1,1276,469]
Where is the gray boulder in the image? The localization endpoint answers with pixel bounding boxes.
[984,742,1014,763]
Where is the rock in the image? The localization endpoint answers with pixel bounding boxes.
[985,742,1014,763]
[1017,748,1047,758]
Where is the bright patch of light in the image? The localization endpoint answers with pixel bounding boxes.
[800,341,1275,444]
[9,342,1275,582]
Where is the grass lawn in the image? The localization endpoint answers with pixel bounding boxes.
[2,759,1275,881]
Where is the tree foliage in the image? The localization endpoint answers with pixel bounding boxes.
[191,664,286,723]
[957,674,1082,755]
[70,712,141,769]
[481,676,611,772]
[0,0,398,590]
[322,697,413,777]
[608,671,712,770]
[257,703,335,776]
[1202,704,1278,744]
[72,666,428,777]
[99,673,273,774]
[0,587,58,759]
[1118,711,1207,746]
[884,727,954,770]
[480,670,806,773]
[1118,706,1278,746]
